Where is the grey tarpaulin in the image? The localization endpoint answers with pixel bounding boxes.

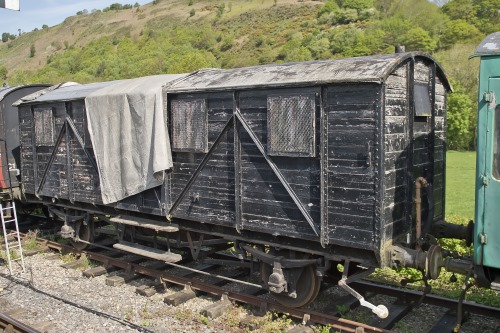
[85,74,185,204]
[12,82,81,106]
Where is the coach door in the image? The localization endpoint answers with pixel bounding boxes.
[481,78,500,269]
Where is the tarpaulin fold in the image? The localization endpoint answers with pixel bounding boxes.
[85,75,184,204]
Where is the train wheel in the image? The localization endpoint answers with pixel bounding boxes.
[261,263,321,308]
[71,221,92,250]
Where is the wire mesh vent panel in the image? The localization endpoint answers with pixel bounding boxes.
[171,99,208,153]
[34,107,55,146]
[267,95,315,157]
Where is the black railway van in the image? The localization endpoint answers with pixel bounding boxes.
[16,53,450,308]
[0,84,49,200]
[165,52,450,266]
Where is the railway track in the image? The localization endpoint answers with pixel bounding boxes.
[0,311,41,333]
[2,229,500,332]
[40,236,390,333]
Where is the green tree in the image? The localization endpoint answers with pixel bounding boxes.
[333,8,359,24]
[447,80,475,150]
[318,0,339,17]
[284,46,312,62]
[328,28,378,56]
[340,0,374,11]
[385,0,446,39]
[375,0,397,18]
[473,0,500,33]
[29,44,36,58]
[279,32,313,62]
[109,3,123,10]
[401,27,436,52]
[441,19,482,47]
[434,42,480,134]
[165,49,218,73]
[442,0,499,34]
[1,32,8,43]
[307,36,331,59]
[442,0,476,22]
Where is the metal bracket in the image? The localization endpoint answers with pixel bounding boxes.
[481,174,489,186]
[186,231,204,260]
[484,91,493,103]
[479,232,487,245]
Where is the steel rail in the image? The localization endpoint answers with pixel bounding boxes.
[0,311,41,333]
[36,237,392,333]
[20,231,500,330]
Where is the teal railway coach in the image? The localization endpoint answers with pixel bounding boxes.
[474,31,500,286]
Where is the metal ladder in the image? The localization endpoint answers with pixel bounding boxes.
[1,201,25,274]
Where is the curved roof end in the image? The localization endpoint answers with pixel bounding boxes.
[473,31,500,57]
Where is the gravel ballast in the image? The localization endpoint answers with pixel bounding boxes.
[0,252,244,332]
[1,251,499,333]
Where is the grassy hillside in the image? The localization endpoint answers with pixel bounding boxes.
[0,0,496,151]
[0,0,321,81]
[1,0,494,84]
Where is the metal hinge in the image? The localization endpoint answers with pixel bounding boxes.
[479,232,487,245]
[481,175,489,186]
[484,91,494,103]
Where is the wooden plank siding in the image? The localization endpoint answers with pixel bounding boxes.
[412,60,445,230]
[19,105,35,194]
[381,60,446,263]
[68,100,101,204]
[169,92,236,228]
[326,84,379,249]
[237,88,320,238]
[22,100,165,212]
[382,63,411,250]
[35,102,67,199]
[170,88,323,238]
[434,77,446,219]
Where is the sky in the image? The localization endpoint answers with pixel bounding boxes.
[0,0,151,36]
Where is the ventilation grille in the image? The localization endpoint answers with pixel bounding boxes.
[171,99,208,153]
[34,107,55,146]
[267,95,315,157]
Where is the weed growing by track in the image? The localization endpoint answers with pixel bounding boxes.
[59,252,93,271]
